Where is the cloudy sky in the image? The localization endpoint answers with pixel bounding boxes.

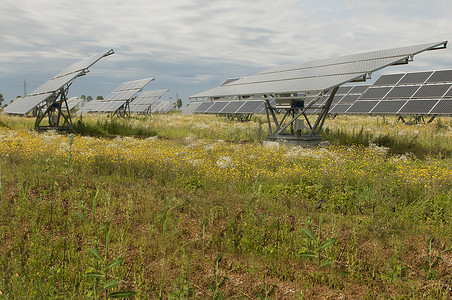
[1,0,451,106]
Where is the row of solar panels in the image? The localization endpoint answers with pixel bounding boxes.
[184,70,452,116]
[184,97,452,117]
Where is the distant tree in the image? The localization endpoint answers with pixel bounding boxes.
[176,98,182,110]
[87,96,93,101]
[0,93,4,106]
[81,95,87,100]
[96,96,104,100]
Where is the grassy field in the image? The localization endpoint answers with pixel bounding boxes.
[0,113,451,299]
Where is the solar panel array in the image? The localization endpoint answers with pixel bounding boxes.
[346,70,452,115]
[84,78,154,113]
[3,49,114,115]
[129,89,168,114]
[62,97,84,111]
[152,101,173,113]
[186,69,452,118]
[190,41,447,100]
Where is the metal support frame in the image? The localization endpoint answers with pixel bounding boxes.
[34,84,73,132]
[265,86,339,141]
[112,101,131,118]
[397,115,437,125]
[226,113,253,122]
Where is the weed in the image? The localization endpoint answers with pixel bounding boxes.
[209,255,227,299]
[422,237,441,280]
[299,215,337,267]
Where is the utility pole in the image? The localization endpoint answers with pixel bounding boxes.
[23,80,27,98]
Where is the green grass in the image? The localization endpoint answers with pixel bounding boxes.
[0,113,451,299]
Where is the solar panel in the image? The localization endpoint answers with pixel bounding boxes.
[373,73,404,86]
[193,102,215,113]
[206,101,229,113]
[398,71,433,85]
[221,101,246,114]
[53,49,114,78]
[412,84,451,99]
[190,41,447,99]
[370,100,407,114]
[398,100,438,114]
[32,72,82,95]
[336,86,353,95]
[348,85,370,94]
[3,93,53,115]
[115,78,154,91]
[3,50,113,116]
[384,86,420,99]
[63,97,84,110]
[443,87,452,98]
[346,101,379,114]
[359,87,391,99]
[426,70,452,83]
[182,102,203,114]
[132,90,168,105]
[329,104,350,114]
[76,100,102,114]
[104,90,139,101]
[331,95,344,104]
[338,94,360,104]
[430,99,452,114]
[236,100,264,114]
[153,101,172,113]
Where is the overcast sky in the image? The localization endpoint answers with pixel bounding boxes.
[1,0,451,106]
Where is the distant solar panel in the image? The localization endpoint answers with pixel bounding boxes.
[88,78,154,114]
[426,70,452,83]
[153,101,172,113]
[373,73,404,86]
[63,97,84,110]
[132,90,168,105]
[115,78,155,91]
[129,89,168,114]
[398,71,433,85]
